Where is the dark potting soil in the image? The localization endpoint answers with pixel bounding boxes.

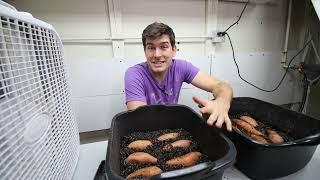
[230,112,294,143]
[120,128,210,178]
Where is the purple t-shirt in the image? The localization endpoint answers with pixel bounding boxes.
[125,59,199,105]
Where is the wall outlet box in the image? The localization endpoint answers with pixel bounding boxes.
[212,31,225,43]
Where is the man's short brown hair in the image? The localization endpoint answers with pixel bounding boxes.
[142,22,175,49]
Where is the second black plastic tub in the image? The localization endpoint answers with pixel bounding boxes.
[226,97,320,180]
[105,105,237,180]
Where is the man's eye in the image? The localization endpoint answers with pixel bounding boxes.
[147,46,155,50]
[161,46,168,49]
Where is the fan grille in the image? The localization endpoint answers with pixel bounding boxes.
[0,10,79,180]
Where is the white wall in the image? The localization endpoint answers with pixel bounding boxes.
[9,0,304,132]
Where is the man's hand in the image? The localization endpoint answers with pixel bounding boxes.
[193,96,232,132]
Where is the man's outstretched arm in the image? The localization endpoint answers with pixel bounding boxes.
[127,101,147,110]
[191,70,233,131]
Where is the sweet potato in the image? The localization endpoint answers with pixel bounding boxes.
[124,152,157,165]
[251,134,268,144]
[163,140,191,151]
[127,166,162,179]
[240,116,258,127]
[166,152,202,167]
[232,119,263,136]
[267,130,284,144]
[128,140,152,150]
[157,132,179,141]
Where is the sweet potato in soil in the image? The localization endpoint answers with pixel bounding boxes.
[124,152,158,165]
[166,151,202,167]
[127,166,162,179]
[267,129,285,144]
[120,129,210,178]
[232,118,263,136]
[240,115,258,127]
[231,113,292,144]
[128,140,152,150]
[163,140,191,151]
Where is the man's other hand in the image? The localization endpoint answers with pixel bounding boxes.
[193,96,232,132]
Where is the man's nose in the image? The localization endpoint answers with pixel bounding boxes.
[154,48,161,57]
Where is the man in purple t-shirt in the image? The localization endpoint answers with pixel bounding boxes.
[125,22,233,131]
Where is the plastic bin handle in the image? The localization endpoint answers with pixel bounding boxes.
[151,162,216,180]
[290,134,320,146]
[201,143,236,178]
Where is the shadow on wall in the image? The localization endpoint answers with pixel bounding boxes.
[79,129,110,144]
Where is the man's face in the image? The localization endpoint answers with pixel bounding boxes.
[144,34,176,75]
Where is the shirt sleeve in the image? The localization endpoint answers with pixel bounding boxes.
[124,67,147,103]
[181,60,200,83]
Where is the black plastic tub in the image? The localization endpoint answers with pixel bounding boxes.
[105,105,236,180]
[226,97,320,180]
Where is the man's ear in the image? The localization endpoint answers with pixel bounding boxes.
[172,45,177,56]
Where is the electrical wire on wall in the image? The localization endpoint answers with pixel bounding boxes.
[298,63,320,112]
[297,1,320,113]
[217,0,313,92]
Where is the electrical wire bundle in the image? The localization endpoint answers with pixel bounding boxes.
[218,0,312,92]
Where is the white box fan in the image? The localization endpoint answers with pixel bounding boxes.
[0,1,79,180]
